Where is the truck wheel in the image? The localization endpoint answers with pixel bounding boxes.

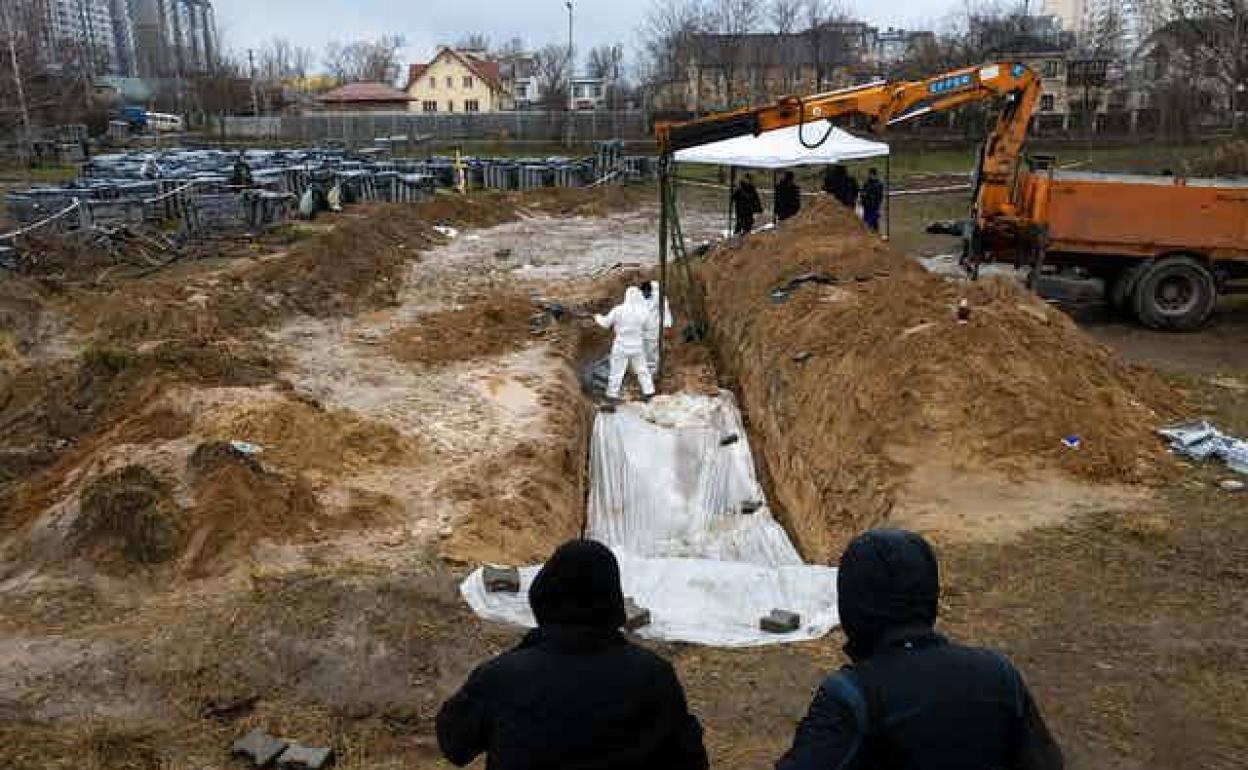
[1132,256,1217,331]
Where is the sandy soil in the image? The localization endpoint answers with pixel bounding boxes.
[1,187,1244,770]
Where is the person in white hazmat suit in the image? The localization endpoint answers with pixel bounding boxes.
[641,281,674,376]
[595,286,657,401]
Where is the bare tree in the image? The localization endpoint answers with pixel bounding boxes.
[587,44,625,80]
[1163,0,1247,134]
[701,0,764,107]
[769,0,804,33]
[639,0,706,111]
[534,43,572,111]
[801,0,857,90]
[0,0,32,161]
[494,37,528,58]
[323,36,407,84]
[0,0,101,160]
[457,33,492,51]
[190,55,251,136]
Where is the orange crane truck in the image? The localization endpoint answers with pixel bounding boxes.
[657,62,1248,330]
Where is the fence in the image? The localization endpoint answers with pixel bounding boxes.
[223,110,650,144]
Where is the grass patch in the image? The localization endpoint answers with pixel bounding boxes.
[0,164,80,184]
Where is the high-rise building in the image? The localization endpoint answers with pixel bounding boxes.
[29,0,127,74]
[131,0,216,77]
[1043,0,1161,54]
[16,0,215,77]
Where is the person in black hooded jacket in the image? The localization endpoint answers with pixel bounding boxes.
[437,539,708,770]
[776,529,1063,770]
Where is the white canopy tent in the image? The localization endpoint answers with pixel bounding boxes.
[673,124,889,168]
[670,124,893,238]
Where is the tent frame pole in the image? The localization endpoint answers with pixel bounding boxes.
[772,169,777,226]
[885,154,892,241]
[658,155,670,387]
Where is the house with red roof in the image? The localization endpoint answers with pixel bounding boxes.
[317,82,413,112]
[404,47,511,113]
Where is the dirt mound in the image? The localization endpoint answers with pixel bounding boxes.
[520,185,651,218]
[699,198,1181,562]
[0,276,53,358]
[414,192,523,228]
[199,397,422,477]
[1186,140,1248,178]
[71,465,184,567]
[388,294,539,364]
[182,441,323,572]
[0,341,273,532]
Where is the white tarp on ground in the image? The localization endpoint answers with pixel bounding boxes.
[462,392,840,647]
[673,125,889,169]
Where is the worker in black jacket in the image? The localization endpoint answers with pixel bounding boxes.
[774,171,802,222]
[437,539,709,770]
[861,167,885,231]
[776,529,1063,770]
[732,174,764,234]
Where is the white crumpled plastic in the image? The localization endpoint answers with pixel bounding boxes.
[461,392,840,647]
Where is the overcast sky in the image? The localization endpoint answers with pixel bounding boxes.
[211,0,964,77]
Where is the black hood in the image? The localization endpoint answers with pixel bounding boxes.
[837,529,940,661]
[529,540,627,630]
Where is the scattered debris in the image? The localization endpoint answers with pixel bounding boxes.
[760,609,802,634]
[1219,479,1245,492]
[483,565,522,593]
[1159,421,1248,475]
[1062,436,1082,450]
[791,351,813,364]
[739,500,763,515]
[769,271,839,303]
[201,695,260,722]
[719,433,740,447]
[229,440,264,457]
[956,298,971,324]
[232,728,289,768]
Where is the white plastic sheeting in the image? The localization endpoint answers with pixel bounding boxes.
[461,392,840,647]
[673,125,889,169]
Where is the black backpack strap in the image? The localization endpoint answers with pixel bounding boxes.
[986,649,1026,719]
[819,669,872,770]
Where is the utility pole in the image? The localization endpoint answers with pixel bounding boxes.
[566,0,574,146]
[1,2,31,165]
[248,48,259,117]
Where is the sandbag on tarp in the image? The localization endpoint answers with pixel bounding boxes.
[461,392,840,647]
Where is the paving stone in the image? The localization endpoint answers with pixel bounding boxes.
[231,728,288,767]
[277,745,335,769]
[623,597,652,631]
[483,565,521,593]
[760,609,802,634]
